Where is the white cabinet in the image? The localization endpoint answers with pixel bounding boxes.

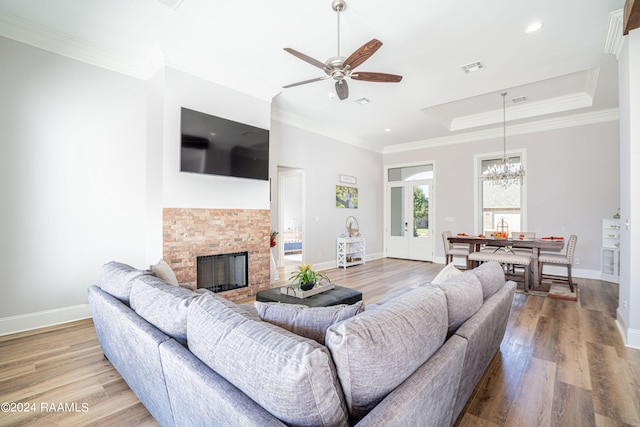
[601,219,620,282]
[337,237,366,268]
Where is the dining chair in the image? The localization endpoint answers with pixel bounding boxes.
[468,250,532,291]
[538,235,578,292]
[442,231,470,268]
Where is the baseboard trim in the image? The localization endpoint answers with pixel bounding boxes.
[0,304,91,337]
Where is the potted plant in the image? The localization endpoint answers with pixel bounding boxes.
[289,264,331,291]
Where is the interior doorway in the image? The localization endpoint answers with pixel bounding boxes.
[277,167,305,269]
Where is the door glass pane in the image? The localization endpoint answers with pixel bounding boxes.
[390,187,405,237]
[413,184,429,238]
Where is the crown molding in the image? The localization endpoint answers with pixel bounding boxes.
[0,10,147,79]
[449,91,594,131]
[383,108,619,154]
[604,9,624,58]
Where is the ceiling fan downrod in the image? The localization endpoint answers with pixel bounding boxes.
[332,0,346,58]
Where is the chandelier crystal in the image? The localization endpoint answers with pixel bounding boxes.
[485,92,525,187]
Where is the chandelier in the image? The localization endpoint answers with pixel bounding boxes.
[485,92,525,187]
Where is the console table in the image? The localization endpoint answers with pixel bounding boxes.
[336,237,366,268]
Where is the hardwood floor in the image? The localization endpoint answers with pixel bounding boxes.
[1,258,638,426]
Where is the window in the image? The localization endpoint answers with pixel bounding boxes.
[476,154,526,235]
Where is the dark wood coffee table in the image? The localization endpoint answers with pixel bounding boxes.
[255,285,362,307]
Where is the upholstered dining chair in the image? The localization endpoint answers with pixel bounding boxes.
[538,235,578,292]
[442,231,470,267]
[468,250,532,291]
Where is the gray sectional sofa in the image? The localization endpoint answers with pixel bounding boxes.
[88,261,516,427]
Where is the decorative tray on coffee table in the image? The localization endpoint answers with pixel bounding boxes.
[280,282,335,299]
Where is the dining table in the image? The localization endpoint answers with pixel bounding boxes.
[447,235,565,291]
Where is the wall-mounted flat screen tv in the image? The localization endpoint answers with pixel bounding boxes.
[180,107,269,181]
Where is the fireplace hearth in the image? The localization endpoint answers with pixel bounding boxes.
[197,252,248,293]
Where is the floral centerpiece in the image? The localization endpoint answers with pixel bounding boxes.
[289,264,331,291]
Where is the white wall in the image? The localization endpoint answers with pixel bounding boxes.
[162,68,271,210]
[383,120,620,274]
[0,37,148,332]
[617,28,640,348]
[0,39,274,334]
[270,120,384,269]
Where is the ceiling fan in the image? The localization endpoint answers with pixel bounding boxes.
[282,0,402,101]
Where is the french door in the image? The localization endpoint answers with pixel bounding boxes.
[386,180,433,261]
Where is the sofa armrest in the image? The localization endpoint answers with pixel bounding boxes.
[452,280,516,419]
[87,285,175,426]
[356,335,467,427]
[159,339,287,427]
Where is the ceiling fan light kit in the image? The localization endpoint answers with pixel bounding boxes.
[283,0,403,101]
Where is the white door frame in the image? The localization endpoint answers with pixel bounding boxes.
[277,167,305,268]
[384,162,436,262]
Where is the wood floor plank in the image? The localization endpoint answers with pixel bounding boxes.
[587,342,640,425]
[503,357,556,427]
[551,381,596,427]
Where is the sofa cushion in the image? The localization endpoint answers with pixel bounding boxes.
[432,262,463,284]
[129,275,199,345]
[435,270,484,334]
[188,293,349,427]
[325,286,448,423]
[150,259,179,286]
[97,261,154,305]
[471,261,505,300]
[254,300,364,345]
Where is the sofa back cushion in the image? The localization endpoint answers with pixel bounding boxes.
[97,261,154,305]
[254,301,364,345]
[471,261,505,300]
[129,275,198,345]
[325,286,448,423]
[434,270,484,334]
[188,293,349,427]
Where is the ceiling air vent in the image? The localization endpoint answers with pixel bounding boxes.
[157,0,184,10]
[512,96,528,103]
[460,61,484,73]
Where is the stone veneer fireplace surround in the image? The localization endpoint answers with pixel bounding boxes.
[162,208,271,301]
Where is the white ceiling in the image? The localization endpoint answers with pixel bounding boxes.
[0,0,625,152]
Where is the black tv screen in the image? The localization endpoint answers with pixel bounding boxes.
[180,107,269,181]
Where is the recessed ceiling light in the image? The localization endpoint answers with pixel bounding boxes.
[384,128,391,132]
[526,22,543,33]
[354,97,371,105]
[328,92,337,99]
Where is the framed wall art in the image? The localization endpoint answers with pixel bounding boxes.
[336,185,358,209]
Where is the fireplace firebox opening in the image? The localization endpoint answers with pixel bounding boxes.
[197,252,248,293]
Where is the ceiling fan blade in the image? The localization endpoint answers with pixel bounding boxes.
[283,48,327,69]
[335,80,349,100]
[283,76,329,89]
[351,72,403,83]
[343,39,383,71]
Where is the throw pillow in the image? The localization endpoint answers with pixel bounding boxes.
[97,261,154,305]
[129,275,199,345]
[188,293,349,427]
[325,286,448,423]
[471,261,505,300]
[435,270,484,334]
[254,300,364,345]
[432,262,463,284]
[150,259,179,286]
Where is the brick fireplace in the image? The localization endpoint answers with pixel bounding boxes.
[162,208,271,301]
